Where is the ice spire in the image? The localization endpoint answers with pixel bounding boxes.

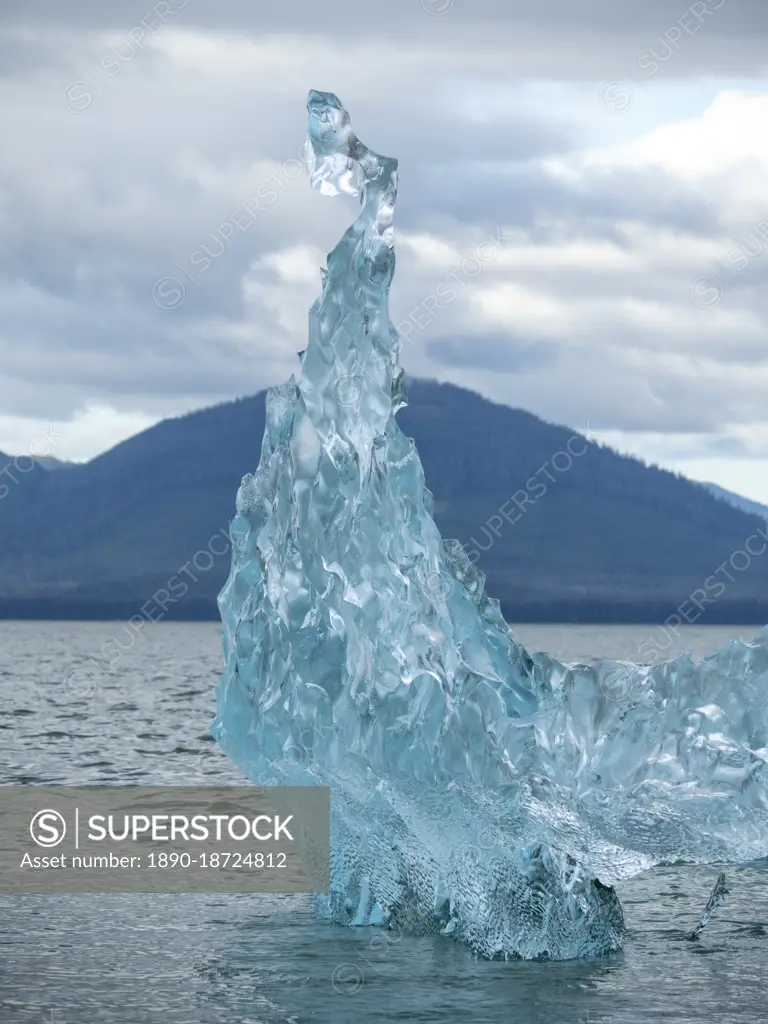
[213,91,768,960]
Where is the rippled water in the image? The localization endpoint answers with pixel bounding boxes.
[1,622,767,1023]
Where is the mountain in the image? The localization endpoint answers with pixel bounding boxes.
[1,380,767,623]
[34,456,74,471]
[704,482,768,520]
[0,449,50,497]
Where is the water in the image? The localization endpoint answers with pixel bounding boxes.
[1,621,766,1023]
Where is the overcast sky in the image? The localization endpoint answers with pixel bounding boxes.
[2,0,768,501]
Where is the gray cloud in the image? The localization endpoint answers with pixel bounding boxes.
[426,334,559,372]
[4,0,766,40]
[400,164,722,236]
[3,0,768,78]
[0,0,767,477]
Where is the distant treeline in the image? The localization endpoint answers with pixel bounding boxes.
[2,379,768,626]
[1,594,766,627]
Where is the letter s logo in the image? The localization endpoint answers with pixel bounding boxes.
[30,809,67,848]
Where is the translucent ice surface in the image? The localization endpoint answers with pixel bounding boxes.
[212,90,768,960]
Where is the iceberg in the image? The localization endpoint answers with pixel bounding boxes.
[212,90,768,960]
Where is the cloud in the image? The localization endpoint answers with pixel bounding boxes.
[5,0,768,75]
[0,3,767,506]
[426,333,559,372]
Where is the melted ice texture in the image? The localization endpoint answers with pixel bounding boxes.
[212,90,768,960]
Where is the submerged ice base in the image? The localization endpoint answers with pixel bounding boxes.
[212,90,768,960]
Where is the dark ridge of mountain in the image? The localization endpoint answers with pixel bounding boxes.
[704,482,768,520]
[0,449,49,501]
[35,456,74,471]
[1,379,767,623]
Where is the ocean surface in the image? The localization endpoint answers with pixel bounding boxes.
[1,621,766,1024]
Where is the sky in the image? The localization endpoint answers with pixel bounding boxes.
[2,0,768,501]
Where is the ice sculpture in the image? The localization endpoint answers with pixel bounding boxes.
[212,90,768,960]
